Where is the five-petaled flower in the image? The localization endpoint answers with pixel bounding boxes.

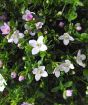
[8,30,24,44]
[59,33,74,45]
[29,36,47,55]
[32,66,48,81]
[0,74,7,92]
[76,50,86,67]
[0,23,10,35]
[22,10,33,21]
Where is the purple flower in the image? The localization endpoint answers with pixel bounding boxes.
[66,89,73,97]
[18,75,25,82]
[11,72,17,79]
[0,23,10,35]
[22,10,33,21]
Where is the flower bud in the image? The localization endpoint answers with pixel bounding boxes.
[0,60,3,68]
[11,72,17,79]
[18,75,25,82]
[66,90,73,97]
[76,26,82,31]
[59,21,64,28]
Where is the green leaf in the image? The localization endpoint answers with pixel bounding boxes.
[83,69,88,76]
[51,86,59,92]
[64,81,73,88]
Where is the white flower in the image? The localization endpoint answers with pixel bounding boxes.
[35,22,44,29]
[59,33,74,45]
[0,74,7,92]
[29,36,47,55]
[53,66,60,78]
[59,60,74,73]
[76,50,86,67]
[8,30,24,44]
[32,66,48,81]
[53,60,74,78]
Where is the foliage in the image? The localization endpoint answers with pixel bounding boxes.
[0,0,88,105]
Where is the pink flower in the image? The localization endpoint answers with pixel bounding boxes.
[66,90,73,97]
[18,75,25,82]
[22,10,33,21]
[0,23,10,35]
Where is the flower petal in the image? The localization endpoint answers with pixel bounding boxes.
[8,38,13,43]
[69,64,74,69]
[69,36,74,41]
[29,40,37,47]
[35,74,41,81]
[39,44,47,51]
[37,36,44,44]
[81,54,86,60]
[38,66,45,71]
[32,68,38,74]
[41,71,48,77]
[19,33,24,38]
[63,39,69,45]
[54,70,60,78]
[13,38,19,44]
[59,35,64,40]
[32,47,39,55]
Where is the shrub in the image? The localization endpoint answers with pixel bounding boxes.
[0,0,88,105]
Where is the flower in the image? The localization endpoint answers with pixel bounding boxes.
[0,23,10,35]
[76,50,86,67]
[75,23,82,31]
[32,66,48,81]
[8,30,24,44]
[59,60,74,73]
[18,76,25,82]
[29,36,47,55]
[22,10,33,21]
[58,21,64,28]
[63,89,73,99]
[35,22,44,29]
[11,72,17,79]
[53,60,74,78]
[29,31,36,36]
[59,33,74,45]
[66,90,73,97]
[21,102,34,105]
[0,74,7,92]
[53,66,60,78]
[76,26,82,31]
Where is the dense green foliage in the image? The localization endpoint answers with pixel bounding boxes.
[0,0,88,105]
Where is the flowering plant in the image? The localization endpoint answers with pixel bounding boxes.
[0,0,88,105]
